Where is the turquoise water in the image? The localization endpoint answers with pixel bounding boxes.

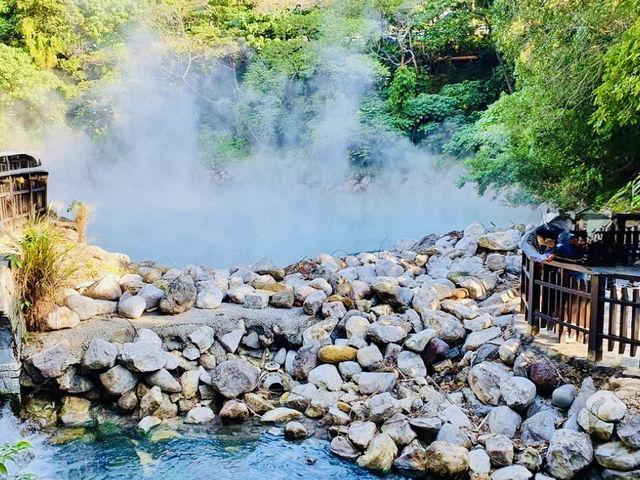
[4,416,404,480]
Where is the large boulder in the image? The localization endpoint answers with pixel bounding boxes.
[211,358,260,398]
[546,429,593,479]
[64,295,98,320]
[423,441,469,478]
[468,362,513,405]
[82,338,117,370]
[120,341,166,372]
[159,279,197,314]
[595,442,640,471]
[24,341,70,382]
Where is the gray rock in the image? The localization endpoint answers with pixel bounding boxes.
[284,421,307,440]
[491,465,532,480]
[302,290,327,315]
[357,345,383,369]
[56,367,94,393]
[338,361,362,381]
[330,436,360,460]
[349,421,377,450]
[146,368,181,393]
[139,386,163,417]
[292,342,321,380]
[358,372,397,395]
[577,407,614,440]
[159,280,197,314]
[367,318,410,344]
[195,285,223,309]
[307,364,343,391]
[618,414,640,449]
[253,257,284,281]
[498,338,520,364]
[521,409,563,446]
[136,328,163,347]
[85,274,122,301]
[409,417,442,442]
[244,292,269,309]
[118,295,147,319]
[586,390,627,422]
[516,447,542,473]
[568,377,597,418]
[595,441,640,471]
[365,392,400,422]
[404,328,438,352]
[44,306,80,330]
[227,285,254,304]
[396,351,427,378]
[185,406,215,424]
[602,469,640,479]
[546,429,593,480]
[486,434,514,467]
[381,413,417,447]
[477,230,521,251]
[100,365,137,395]
[500,377,537,410]
[552,384,577,409]
[464,327,502,351]
[181,368,201,399]
[468,361,513,405]
[270,290,294,308]
[469,448,491,475]
[137,415,161,434]
[64,295,97,320]
[394,441,427,475]
[436,423,472,449]
[421,310,465,343]
[211,358,260,398]
[188,326,215,353]
[137,284,165,310]
[24,341,70,382]
[487,405,522,438]
[83,338,117,370]
[120,341,165,372]
[371,280,411,309]
[220,325,245,353]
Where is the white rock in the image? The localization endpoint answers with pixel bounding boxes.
[118,295,147,319]
[45,306,80,330]
[64,295,97,320]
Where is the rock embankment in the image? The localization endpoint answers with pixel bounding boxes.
[19,223,640,479]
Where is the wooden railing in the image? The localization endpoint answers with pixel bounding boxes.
[0,173,48,226]
[522,242,640,361]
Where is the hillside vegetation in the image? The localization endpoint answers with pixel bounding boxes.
[0,0,639,209]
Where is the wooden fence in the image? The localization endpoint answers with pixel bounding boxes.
[522,242,640,361]
[0,153,48,226]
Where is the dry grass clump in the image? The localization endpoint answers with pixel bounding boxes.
[10,217,76,331]
[67,201,93,244]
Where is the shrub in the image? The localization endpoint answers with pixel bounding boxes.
[67,201,92,244]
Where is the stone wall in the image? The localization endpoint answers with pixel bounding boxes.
[0,259,21,403]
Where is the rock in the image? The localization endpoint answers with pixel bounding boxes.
[253,257,284,280]
[139,386,163,417]
[64,295,97,320]
[188,326,215,353]
[394,441,427,475]
[137,415,161,434]
[159,280,197,314]
[303,290,327,315]
[349,421,377,450]
[318,345,357,363]
[211,358,260,398]
[568,377,597,418]
[146,368,181,393]
[284,421,307,440]
[261,407,303,423]
[365,392,400,423]
[424,441,469,477]
[56,367,94,393]
[270,290,294,308]
[120,341,165,372]
[527,358,561,394]
[487,405,522,438]
[404,328,438,353]
[421,310,466,343]
[307,364,343,391]
[521,409,563,446]
[469,448,491,475]
[500,377,537,410]
[358,372,397,395]
[181,368,201,399]
[436,423,472,449]
[396,351,427,377]
[85,274,122,301]
[577,408,614,440]
[152,395,178,419]
[477,230,521,251]
[491,465,532,480]
[367,318,410,344]
[302,317,338,345]
[517,447,542,473]
[83,338,117,370]
[219,400,250,423]
[463,327,502,351]
[498,339,520,364]
[371,280,411,309]
[185,406,215,424]
[468,361,513,405]
[411,287,440,317]
[244,292,269,309]
[586,390,627,422]
[546,429,593,479]
[24,341,70,382]
[118,295,147,319]
[100,365,137,396]
[196,285,223,309]
[552,384,577,409]
[139,267,162,283]
[136,328,163,347]
[602,470,640,479]
[293,342,321,380]
[423,337,449,367]
[227,285,254,304]
[595,441,640,471]
[137,284,165,310]
[44,306,80,331]
[356,433,397,473]
[338,361,362,380]
[60,396,92,427]
[486,434,514,467]
[618,414,640,449]
[322,301,347,318]
[357,345,383,369]
[486,253,507,271]
[244,393,275,415]
[330,436,360,460]
[409,417,441,442]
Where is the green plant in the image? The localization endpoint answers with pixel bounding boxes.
[13,218,76,331]
[0,440,34,479]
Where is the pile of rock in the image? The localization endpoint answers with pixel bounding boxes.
[19,223,640,479]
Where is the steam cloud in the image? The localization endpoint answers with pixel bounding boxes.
[33,31,537,268]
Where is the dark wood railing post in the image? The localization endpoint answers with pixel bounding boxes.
[529,259,541,335]
[588,274,605,362]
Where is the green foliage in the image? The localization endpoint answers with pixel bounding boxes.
[0,440,33,479]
